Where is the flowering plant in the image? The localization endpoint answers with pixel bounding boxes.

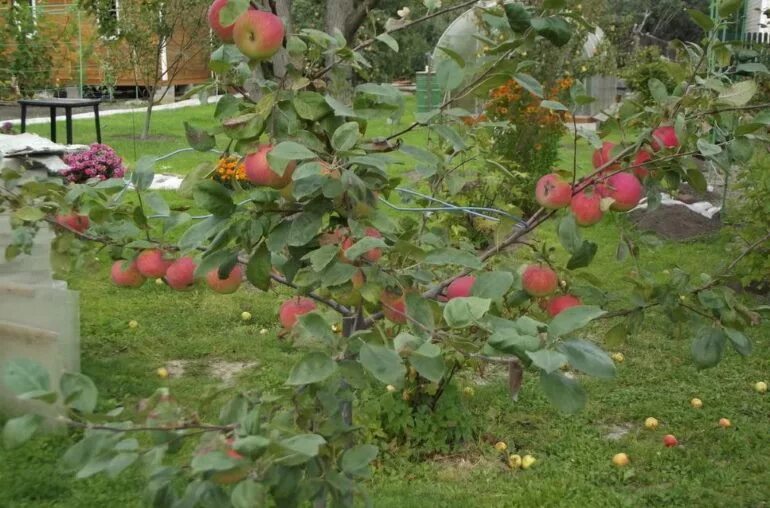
[212,155,248,186]
[61,143,126,183]
[1,121,14,134]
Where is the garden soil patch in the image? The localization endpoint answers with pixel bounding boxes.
[628,204,722,241]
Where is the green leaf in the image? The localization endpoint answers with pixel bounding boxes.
[471,271,514,300]
[178,163,214,199]
[436,57,462,92]
[409,342,445,383]
[191,451,241,473]
[724,328,751,356]
[406,293,434,339]
[526,349,567,373]
[424,248,482,269]
[376,33,399,52]
[302,245,340,272]
[540,100,568,111]
[718,0,742,18]
[219,0,249,25]
[60,372,98,413]
[231,479,266,508]
[557,215,583,254]
[688,9,715,31]
[144,192,170,216]
[514,73,544,98]
[286,213,323,247]
[691,327,726,369]
[567,241,598,270]
[193,180,235,217]
[648,78,669,105]
[560,339,615,378]
[331,122,361,152]
[736,62,769,74]
[279,434,326,461]
[14,207,44,222]
[294,313,336,346]
[293,92,332,121]
[233,436,270,457]
[548,305,606,337]
[359,343,406,386]
[344,237,387,261]
[530,16,572,47]
[106,453,138,478]
[341,444,378,475]
[184,122,215,152]
[286,352,337,386]
[718,80,757,107]
[2,358,50,396]
[540,371,587,414]
[443,297,491,328]
[3,414,42,449]
[246,243,271,291]
[131,157,155,192]
[267,141,317,171]
[504,3,531,32]
[697,138,722,157]
[210,44,246,74]
[686,168,707,193]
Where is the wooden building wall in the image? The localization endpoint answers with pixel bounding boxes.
[0,0,211,90]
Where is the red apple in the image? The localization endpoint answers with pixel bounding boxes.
[522,265,558,297]
[570,188,603,226]
[206,264,243,294]
[592,141,621,172]
[546,294,581,317]
[207,0,241,43]
[535,173,572,209]
[341,227,383,263]
[446,275,476,300]
[600,172,643,212]
[631,150,652,180]
[279,297,317,329]
[663,434,678,448]
[651,126,679,151]
[55,213,90,233]
[136,249,173,278]
[244,145,296,189]
[381,290,407,324]
[233,9,285,61]
[165,257,197,291]
[111,260,146,288]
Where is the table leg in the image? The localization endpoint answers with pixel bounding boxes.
[94,105,102,143]
[49,107,57,142]
[20,105,27,133]
[65,107,73,145]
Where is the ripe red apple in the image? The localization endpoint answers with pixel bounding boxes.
[632,150,652,180]
[546,294,581,317]
[206,264,243,294]
[381,290,407,324]
[651,126,679,151]
[165,257,197,291]
[55,213,90,233]
[244,145,296,189]
[233,9,285,61]
[600,172,643,212]
[570,188,603,226]
[446,275,476,300]
[535,173,572,209]
[718,417,731,428]
[136,249,173,278]
[663,434,678,448]
[207,0,240,43]
[592,141,621,172]
[522,265,558,297]
[111,260,146,288]
[279,297,317,329]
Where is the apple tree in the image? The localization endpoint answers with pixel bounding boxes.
[1,0,768,506]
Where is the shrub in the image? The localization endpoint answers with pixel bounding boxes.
[731,151,770,289]
[620,46,677,103]
[61,144,126,183]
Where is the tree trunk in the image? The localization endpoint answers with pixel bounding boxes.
[271,0,293,79]
[142,90,155,139]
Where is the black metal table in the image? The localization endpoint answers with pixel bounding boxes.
[18,98,102,144]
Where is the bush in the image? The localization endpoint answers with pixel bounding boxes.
[61,144,126,183]
[731,151,770,289]
[621,46,677,103]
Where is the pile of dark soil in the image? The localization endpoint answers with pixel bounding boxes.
[628,204,722,241]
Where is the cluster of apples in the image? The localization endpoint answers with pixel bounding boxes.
[110,249,243,293]
[208,0,285,60]
[535,126,679,226]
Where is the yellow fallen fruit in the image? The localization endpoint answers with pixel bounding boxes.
[755,381,767,394]
[521,454,536,469]
[155,278,164,286]
[644,417,659,430]
[690,398,703,409]
[128,320,139,329]
[612,453,629,467]
[463,386,475,397]
[611,352,624,363]
[494,441,507,452]
[156,367,169,379]
[241,311,252,321]
[386,384,396,393]
[508,454,522,469]
[259,328,268,335]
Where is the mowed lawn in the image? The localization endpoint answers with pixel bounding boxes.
[2,99,769,507]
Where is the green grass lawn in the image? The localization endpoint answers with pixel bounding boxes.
[3,100,769,507]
